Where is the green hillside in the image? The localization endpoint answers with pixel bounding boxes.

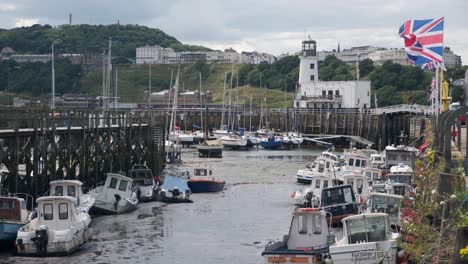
[80,63,294,107]
[0,24,209,59]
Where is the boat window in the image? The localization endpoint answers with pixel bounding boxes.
[109,177,118,189]
[297,215,307,234]
[367,216,387,242]
[365,172,371,179]
[394,186,406,196]
[318,162,324,172]
[55,186,63,196]
[0,200,15,209]
[59,203,68,220]
[346,179,354,187]
[326,162,330,169]
[312,215,322,234]
[323,180,329,188]
[67,186,76,198]
[348,158,354,166]
[119,180,128,191]
[21,200,26,210]
[195,169,207,176]
[315,179,321,188]
[346,217,367,243]
[44,203,53,220]
[355,159,361,167]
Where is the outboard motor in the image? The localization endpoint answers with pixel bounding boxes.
[31,225,48,256]
[114,194,121,210]
[172,187,180,198]
[304,192,313,207]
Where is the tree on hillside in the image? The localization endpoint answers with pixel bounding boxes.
[368,61,431,91]
[318,55,353,81]
[375,85,403,107]
[359,58,374,77]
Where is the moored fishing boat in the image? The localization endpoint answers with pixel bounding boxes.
[88,173,138,214]
[159,176,192,203]
[320,185,359,225]
[16,196,92,256]
[261,207,331,264]
[128,164,159,202]
[0,195,32,243]
[49,180,95,214]
[187,167,225,193]
[329,213,399,263]
[196,139,223,158]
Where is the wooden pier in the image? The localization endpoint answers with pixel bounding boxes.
[0,108,166,198]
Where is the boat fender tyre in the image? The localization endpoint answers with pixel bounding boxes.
[136,189,141,201]
[33,227,48,256]
[304,192,313,202]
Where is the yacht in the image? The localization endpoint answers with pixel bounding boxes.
[88,173,138,214]
[16,196,92,256]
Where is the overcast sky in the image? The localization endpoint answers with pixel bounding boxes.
[1,0,466,64]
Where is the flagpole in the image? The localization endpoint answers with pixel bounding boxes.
[435,65,440,123]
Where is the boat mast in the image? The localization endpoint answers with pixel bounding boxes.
[259,73,263,129]
[51,43,55,111]
[249,96,252,132]
[228,63,234,130]
[169,66,180,139]
[199,71,203,132]
[220,72,227,128]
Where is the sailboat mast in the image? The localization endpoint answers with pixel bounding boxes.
[199,72,203,131]
[220,72,227,128]
[107,37,112,111]
[228,64,234,130]
[249,96,252,132]
[51,43,55,111]
[115,67,118,110]
[259,73,263,129]
[169,66,180,137]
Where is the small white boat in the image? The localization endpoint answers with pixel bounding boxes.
[296,152,340,184]
[220,133,248,149]
[363,167,383,185]
[49,180,95,214]
[88,173,138,214]
[292,174,340,207]
[128,164,159,202]
[16,196,92,256]
[261,208,331,264]
[329,213,399,264]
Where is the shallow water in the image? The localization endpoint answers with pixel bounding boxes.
[0,147,324,264]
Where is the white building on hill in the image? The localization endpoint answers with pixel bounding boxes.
[294,39,371,110]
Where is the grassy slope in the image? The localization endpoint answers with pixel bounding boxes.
[80,64,294,107]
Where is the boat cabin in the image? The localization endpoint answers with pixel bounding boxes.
[369,154,385,168]
[342,173,368,199]
[389,163,413,175]
[190,168,214,180]
[0,197,28,223]
[287,208,329,249]
[320,185,358,224]
[129,165,154,186]
[35,196,80,230]
[50,180,84,200]
[363,167,383,185]
[366,193,402,231]
[261,208,330,261]
[340,153,369,173]
[384,146,417,169]
[341,213,392,244]
[102,173,135,199]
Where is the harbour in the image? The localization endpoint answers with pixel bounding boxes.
[1,148,321,264]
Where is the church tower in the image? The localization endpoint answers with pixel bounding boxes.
[298,38,318,85]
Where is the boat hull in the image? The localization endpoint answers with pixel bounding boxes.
[296,175,312,184]
[0,222,23,242]
[90,198,138,215]
[197,146,223,158]
[16,228,92,256]
[188,180,225,193]
[260,141,283,149]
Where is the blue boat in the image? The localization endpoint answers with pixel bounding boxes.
[260,136,284,150]
[0,196,31,242]
[187,168,225,193]
[159,176,192,203]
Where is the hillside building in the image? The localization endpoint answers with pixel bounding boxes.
[294,39,371,110]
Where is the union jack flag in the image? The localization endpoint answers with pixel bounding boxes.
[399,17,444,68]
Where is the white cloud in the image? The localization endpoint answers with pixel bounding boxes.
[15,18,39,27]
[0,3,16,12]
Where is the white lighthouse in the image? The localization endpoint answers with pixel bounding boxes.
[298,39,319,85]
[294,39,371,110]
